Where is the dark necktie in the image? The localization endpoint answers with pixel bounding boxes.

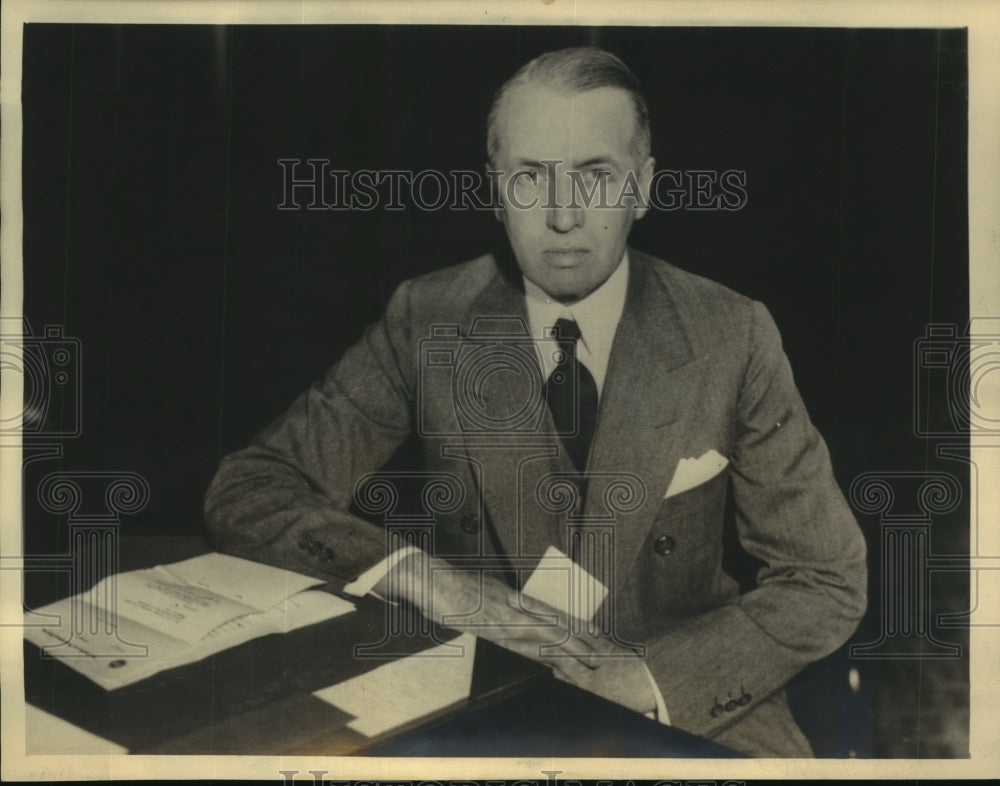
[544,318,599,473]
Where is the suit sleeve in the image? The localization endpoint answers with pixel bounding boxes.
[643,299,867,740]
[203,280,417,584]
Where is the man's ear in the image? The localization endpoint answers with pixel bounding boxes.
[633,155,655,221]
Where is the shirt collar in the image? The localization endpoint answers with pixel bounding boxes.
[522,249,630,358]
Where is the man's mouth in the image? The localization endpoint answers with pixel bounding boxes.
[543,249,590,267]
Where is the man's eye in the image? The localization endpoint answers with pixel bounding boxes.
[510,170,542,186]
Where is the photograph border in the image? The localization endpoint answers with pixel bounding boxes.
[2,0,997,781]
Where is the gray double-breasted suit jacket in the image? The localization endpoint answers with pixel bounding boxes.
[204,248,867,757]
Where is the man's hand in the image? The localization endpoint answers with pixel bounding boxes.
[377,551,597,664]
[375,551,657,716]
[551,634,658,715]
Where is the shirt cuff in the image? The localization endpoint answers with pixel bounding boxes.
[642,663,671,725]
[342,545,424,598]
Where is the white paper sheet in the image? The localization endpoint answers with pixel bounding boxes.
[158,552,324,610]
[311,633,477,737]
[23,554,355,690]
[521,545,608,622]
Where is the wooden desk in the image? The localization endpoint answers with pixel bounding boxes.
[23,536,741,758]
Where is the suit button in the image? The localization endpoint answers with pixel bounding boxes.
[653,535,676,555]
[461,513,480,534]
[306,539,322,556]
[319,547,335,563]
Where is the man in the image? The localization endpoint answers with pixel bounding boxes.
[205,47,867,757]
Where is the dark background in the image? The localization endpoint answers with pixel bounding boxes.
[19,24,969,757]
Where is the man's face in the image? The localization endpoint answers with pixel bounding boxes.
[492,83,654,304]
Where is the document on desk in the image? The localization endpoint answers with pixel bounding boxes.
[22,552,355,690]
[312,633,478,737]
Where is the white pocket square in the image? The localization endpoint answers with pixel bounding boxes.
[664,449,729,498]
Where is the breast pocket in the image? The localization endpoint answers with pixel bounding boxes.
[645,469,730,574]
[657,467,729,523]
[620,469,734,635]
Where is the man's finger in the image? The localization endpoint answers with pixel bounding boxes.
[504,632,601,667]
[505,591,563,626]
[550,656,598,685]
[545,634,600,666]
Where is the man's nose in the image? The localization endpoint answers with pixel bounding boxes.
[545,174,584,232]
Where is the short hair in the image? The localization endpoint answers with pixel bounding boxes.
[486,47,652,166]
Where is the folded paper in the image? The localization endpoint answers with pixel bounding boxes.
[521,545,608,622]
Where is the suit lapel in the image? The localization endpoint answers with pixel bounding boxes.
[451,259,567,570]
[584,251,707,582]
